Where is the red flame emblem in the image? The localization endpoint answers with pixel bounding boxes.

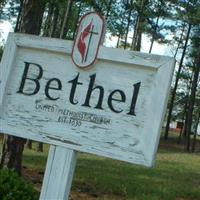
[77,21,93,63]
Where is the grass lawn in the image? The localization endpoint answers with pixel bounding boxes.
[1,134,200,200]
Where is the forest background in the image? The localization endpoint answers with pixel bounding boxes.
[0,1,199,199]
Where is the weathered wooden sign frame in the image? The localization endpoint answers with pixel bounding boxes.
[0,33,174,199]
[0,33,175,166]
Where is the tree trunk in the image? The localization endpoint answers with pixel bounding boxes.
[185,47,200,151]
[131,0,147,51]
[148,0,162,54]
[43,0,55,37]
[0,136,25,175]
[192,109,200,152]
[26,140,32,149]
[181,95,189,140]
[149,15,160,53]
[124,8,132,49]
[0,0,46,175]
[14,0,23,32]
[164,23,192,140]
[37,142,43,152]
[135,32,142,51]
[60,0,73,39]
[116,34,121,48]
[174,22,186,58]
[50,5,59,37]
[19,0,45,35]
[72,1,82,40]
[131,15,139,50]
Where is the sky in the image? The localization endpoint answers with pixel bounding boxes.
[104,33,173,56]
[0,20,13,45]
[0,19,174,58]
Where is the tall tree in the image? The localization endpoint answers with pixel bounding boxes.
[164,0,200,140]
[131,0,149,51]
[164,23,192,140]
[60,0,73,39]
[148,0,167,53]
[185,47,200,151]
[184,12,200,150]
[43,0,55,37]
[124,2,132,49]
[0,0,46,175]
[191,99,200,152]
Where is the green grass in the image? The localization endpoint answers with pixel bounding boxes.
[1,135,200,200]
[72,151,200,200]
[22,143,49,171]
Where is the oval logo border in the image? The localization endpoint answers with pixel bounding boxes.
[71,12,105,69]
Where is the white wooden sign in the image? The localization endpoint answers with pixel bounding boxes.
[0,33,174,167]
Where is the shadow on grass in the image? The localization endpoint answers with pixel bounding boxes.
[159,134,200,154]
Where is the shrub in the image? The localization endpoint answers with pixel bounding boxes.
[0,169,39,200]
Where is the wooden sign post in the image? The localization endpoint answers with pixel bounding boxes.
[0,13,175,200]
[40,146,76,199]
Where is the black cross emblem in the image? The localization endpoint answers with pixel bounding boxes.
[84,24,99,62]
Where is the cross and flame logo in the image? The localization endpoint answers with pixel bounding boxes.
[71,12,104,68]
[77,21,93,63]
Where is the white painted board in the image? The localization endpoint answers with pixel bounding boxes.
[0,33,175,167]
